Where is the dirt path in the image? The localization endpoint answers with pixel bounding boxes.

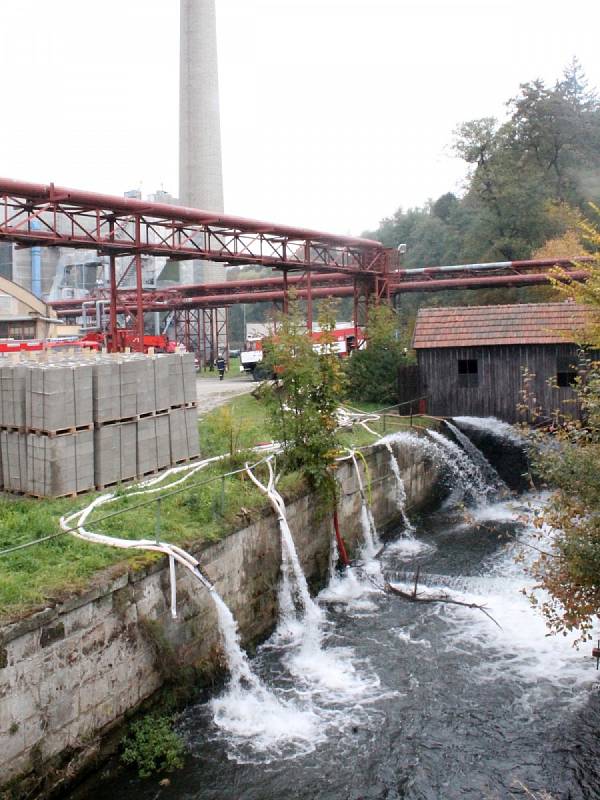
[195,375,256,415]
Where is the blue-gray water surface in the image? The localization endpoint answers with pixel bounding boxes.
[86,496,599,800]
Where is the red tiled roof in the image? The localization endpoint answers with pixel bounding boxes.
[412,303,590,349]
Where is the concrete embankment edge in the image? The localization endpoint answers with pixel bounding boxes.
[0,440,442,798]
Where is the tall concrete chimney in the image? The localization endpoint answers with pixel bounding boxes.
[179,0,224,283]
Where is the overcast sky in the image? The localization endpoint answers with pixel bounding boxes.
[1,0,598,237]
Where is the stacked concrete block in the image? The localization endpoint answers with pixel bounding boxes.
[182,353,197,404]
[1,430,26,492]
[155,414,171,469]
[168,356,185,407]
[185,406,201,459]
[92,360,121,424]
[94,422,137,489]
[27,430,94,497]
[168,407,188,464]
[0,363,27,429]
[0,351,199,497]
[136,357,157,416]
[136,417,159,476]
[26,363,93,432]
[153,355,171,411]
[119,358,141,419]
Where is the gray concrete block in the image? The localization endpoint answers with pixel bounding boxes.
[185,407,200,459]
[182,353,197,404]
[120,421,137,481]
[136,418,157,475]
[155,414,171,469]
[136,357,156,416]
[92,360,121,423]
[153,355,171,411]
[168,355,185,407]
[168,408,187,463]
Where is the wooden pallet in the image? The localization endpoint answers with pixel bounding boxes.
[26,487,93,500]
[94,416,138,428]
[27,423,94,438]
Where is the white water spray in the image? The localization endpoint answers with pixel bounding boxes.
[379,434,414,532]
[444,420,506,491]
[427,429,491,503]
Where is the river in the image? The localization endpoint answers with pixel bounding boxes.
[90,486,600,800]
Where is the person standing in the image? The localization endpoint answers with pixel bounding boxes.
[215,354,226,380]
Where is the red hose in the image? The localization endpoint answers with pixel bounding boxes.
[333,507,350,567]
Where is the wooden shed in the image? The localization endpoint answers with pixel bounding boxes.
[412,303,594,423]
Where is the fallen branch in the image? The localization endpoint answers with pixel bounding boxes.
[383,579,503,630]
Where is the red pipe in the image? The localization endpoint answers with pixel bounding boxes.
[49,272,352,311]
[0,177,383,249]
[54,271,590,318]
[390,271,588,293]
[333,507,350,567]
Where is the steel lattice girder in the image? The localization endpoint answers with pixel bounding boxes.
[0,178,388,276]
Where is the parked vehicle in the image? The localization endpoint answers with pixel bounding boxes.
[239,326,364,376]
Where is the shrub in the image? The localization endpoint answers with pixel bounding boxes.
[121,714,185,778]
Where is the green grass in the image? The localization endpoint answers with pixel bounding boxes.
[0,393,439,623]
[0,396,283,623]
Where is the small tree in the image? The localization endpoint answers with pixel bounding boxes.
[344,302,411,404]
[260,295,345,507]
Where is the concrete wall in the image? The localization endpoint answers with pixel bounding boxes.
[0,440,440,797]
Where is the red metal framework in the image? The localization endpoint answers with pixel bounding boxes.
[0,178,591,354]
[0,177,391,351]
[0,178,386,275]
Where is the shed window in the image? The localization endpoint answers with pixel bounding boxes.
[556,357,577,388]
[458,358,478,388]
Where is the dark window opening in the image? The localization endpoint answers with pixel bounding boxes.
[556,357,577,388]
[458,358,478,388]
[0,321,36,340]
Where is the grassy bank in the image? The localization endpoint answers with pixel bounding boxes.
[0,393,437,623]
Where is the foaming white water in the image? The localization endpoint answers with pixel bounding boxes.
[273,500,380,700]
[275,515,323,643]
[444,420,506,491]
[380,436,413,532]
[394,629,432,649]
[360,502,380,561]
[389,495,594,695]
[452,415,525,444]
[320,564,380,613]
[209,592,322,760]
[427,429,490,503]
[385,535,434,559]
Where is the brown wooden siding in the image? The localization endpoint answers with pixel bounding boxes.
[417,344,588,423]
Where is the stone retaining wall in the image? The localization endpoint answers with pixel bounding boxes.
[0,439,441,797]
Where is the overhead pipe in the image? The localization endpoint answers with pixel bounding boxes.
[394,256,592,277]
[0,177,383,250]
[55,270,590,318]
[389,271,589,293]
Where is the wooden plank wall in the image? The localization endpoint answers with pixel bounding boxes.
[417,344,587,423]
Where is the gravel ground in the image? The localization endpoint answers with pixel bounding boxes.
[195,375,256,415]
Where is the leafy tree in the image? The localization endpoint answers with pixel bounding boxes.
[344,302,410,405]
[260,295,345,507]
[527,210,600,641]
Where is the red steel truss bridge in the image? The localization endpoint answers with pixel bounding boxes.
[0,178,589,357]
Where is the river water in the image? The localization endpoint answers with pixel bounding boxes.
[91,487,600,800]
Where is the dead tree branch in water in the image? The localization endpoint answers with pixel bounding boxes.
[383,569,503,630]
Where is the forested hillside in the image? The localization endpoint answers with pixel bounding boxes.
[229,61,600,344]
[366,60,600,312]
